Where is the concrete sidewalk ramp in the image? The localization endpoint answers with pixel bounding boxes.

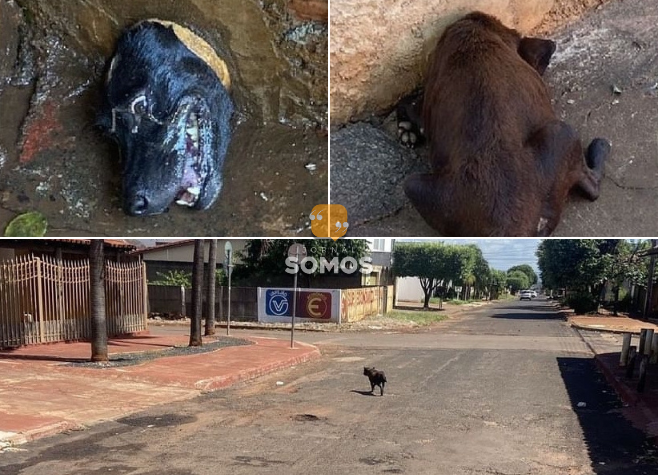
[0,336,321,447]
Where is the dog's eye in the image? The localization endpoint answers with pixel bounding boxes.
[130,95,148,115]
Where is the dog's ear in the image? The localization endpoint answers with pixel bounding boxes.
[518,37,556,76]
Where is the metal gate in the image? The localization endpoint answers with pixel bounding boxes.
[0,255,148,348]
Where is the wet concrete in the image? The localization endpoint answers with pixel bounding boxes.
[0,0,327,236]
[333,0,658,237]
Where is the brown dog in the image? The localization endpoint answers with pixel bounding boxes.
[403,12,609,236]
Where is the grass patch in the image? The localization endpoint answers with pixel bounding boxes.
[386,310,449,326]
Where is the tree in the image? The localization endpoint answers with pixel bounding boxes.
[490,269,508,298]
[506,270,529,293]
[468,245,490,300]
[537,239,652,312]
[598,240,651,315]
[394,242,460,308]
[536,239,604,292]
[189,240,204,347]
[89,239,108,362]
[233,239,370,284]
[204,239,217,336]
[507,264,538,286]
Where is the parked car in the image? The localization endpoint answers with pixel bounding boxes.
[519,290,532,301]
[531,290,538,298]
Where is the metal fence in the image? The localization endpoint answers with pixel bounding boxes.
[0,255,147,348]
[148,285,258,320]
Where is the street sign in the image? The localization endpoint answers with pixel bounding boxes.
[287,243,307,261]
[224,241,233,275]
[286,243,307,349]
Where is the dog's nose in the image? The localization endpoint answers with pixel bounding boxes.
[126,194,149,216]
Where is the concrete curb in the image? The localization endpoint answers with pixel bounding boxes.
[195,342,322,392]
[569,323,644,335]
[150,320,335,332]
[2,421,85,447]
[592,354,640,406]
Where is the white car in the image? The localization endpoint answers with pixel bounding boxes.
[531,290,538,298]
[519,290,532,301]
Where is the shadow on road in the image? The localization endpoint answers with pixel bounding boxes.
[350,389,380,397]
[489,307,565,319]
[556,356,658,473]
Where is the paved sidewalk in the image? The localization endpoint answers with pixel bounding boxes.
[569,315,658,334]
[0,334,320,448]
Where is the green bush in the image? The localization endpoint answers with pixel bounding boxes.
[565,292,598,314]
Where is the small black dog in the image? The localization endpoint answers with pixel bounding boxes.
[363,366,387,396]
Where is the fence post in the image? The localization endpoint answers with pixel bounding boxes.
[142,263,148,327]
[35,257,44,343]
[650,333,658,364]
[639,329,648,355]
[644,329,655,356]
[620,333,632,366]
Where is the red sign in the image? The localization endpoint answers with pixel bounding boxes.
[298,291,331,319]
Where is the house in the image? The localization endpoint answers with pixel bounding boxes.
[363,238,395,286]
[129,239,248,282]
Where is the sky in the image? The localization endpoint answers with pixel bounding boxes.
[397,238,541,273]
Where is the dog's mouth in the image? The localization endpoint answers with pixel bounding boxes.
[171,98,212,208]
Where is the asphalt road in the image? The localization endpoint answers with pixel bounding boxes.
[2,299,657,474]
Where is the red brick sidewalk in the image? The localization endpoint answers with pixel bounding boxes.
[0,334,320,447]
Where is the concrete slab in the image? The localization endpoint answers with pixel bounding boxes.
[569,315,658,334]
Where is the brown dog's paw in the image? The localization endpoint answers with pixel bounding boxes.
[396,91,424,148]
[397,120,421,147]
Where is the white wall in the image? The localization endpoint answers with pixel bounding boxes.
[395,276,424,304]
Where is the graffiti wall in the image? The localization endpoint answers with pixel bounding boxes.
[341,286,393,323]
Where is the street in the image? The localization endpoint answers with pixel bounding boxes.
[2,299,657,474]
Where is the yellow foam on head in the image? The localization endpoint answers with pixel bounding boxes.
[145,19,231,90]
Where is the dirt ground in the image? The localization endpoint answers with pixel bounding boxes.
[0,0,327,237]
[333,0,658,237]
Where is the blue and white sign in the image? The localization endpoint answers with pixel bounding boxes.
[266,289,292,316]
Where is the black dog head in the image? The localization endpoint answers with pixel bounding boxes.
[99,20,234,216]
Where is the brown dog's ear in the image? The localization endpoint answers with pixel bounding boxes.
[518,37,556,76]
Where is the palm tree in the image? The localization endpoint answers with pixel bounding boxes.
[204,239,217,336]
[90,239,108,361]
[189,239,204,346]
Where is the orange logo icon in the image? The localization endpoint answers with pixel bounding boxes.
[310,204,348,240]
